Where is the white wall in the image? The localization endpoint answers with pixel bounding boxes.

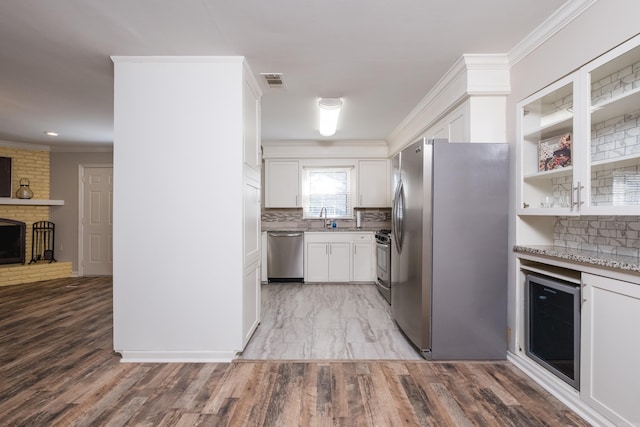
[112,57,245,361]
[506,0,640,351]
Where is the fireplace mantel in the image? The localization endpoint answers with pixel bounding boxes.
[0,198,64,206]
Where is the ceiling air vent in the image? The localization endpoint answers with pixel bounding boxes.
[260,73,286,89]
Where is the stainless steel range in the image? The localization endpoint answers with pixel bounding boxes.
[375,229,391,304]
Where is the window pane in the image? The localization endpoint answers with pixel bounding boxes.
[302,167,353,218]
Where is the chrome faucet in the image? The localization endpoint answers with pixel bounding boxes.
[319,207,330,229]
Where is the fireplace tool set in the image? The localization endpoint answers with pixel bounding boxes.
[29,221,57,264]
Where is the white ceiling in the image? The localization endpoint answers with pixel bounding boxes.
[0,0,569,149]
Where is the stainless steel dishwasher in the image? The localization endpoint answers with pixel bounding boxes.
[267,231,304,282]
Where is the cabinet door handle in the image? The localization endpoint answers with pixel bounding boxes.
[570,184,575,212]
[573,181,584,211]
[579,182,584,208]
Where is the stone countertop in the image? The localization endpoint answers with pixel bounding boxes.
[262,227,380,233]
[514,245,640,273]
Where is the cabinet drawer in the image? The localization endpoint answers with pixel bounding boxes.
[351,233,372,242]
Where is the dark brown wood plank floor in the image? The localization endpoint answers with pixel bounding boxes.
[0,277,589,426]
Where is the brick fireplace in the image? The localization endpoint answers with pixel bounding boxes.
[0,144,71,286]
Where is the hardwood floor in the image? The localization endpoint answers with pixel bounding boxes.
[0,277,589,426]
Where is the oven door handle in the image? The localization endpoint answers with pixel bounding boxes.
[376,241,390,251]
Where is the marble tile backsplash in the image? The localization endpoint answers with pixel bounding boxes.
[262,208,391,231]
[591,57,640,107]
[553,216,640,257]
[591,110,640,164]
[590,57,640,205]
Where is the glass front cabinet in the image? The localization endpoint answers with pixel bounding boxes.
[518,75,578,215]
[517,34,640,216]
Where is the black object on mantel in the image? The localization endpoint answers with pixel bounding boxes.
[29,221,57,264]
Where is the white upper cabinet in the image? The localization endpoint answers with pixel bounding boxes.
[264,160,301,208]
[582,39,640,215]
[517,74,578,216]
[262,141,389,210]
[243,77,261,171]
[517,34,640,216]
[357,160,390,207]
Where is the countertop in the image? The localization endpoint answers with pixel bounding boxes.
[263,227,380,233]
[513,245,640,273]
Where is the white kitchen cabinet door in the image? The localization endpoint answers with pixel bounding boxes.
[260,232,268,283]
[306,242,329,282]
[242,263,260,348]
[581,37,640,215]
[265,160,300,208]
[357,160,390,207]
[424,102,469,142]
[328,243,350,282]
[352,241,373,282]
[305,242,350,282]
[243,77,261,171]
[581,273,640,427]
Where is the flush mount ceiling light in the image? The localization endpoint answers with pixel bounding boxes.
[44,131,59,136]
[318,98,342,137]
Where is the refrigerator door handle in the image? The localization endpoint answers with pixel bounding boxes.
[392,181,399,247]
[392,180,404,253]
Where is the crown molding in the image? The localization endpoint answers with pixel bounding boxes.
[111,55,246,64]
[0,140,51,151]
[243,60,264,98]
[387,1,597,153]
[262,140,388,159]
[50,144,114,153]
[508,0,599,66]
[387,54,510,153]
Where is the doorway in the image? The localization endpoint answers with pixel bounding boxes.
[79,165,113,276]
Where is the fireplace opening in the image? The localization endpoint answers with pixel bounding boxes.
[0,218,26,265]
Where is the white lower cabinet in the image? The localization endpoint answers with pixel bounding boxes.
[305,242,350,282]
[328,243,350,281]
[352,240,373,282]
[306,242,329,282]
[581,273,640,427]
[304,232,374,283]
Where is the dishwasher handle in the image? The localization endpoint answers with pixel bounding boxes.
[268,232,303,238]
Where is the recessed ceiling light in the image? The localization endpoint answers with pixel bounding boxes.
[44,131,59,136]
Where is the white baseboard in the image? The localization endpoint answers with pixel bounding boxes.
[116,350,237,363]
[507,352,614,427]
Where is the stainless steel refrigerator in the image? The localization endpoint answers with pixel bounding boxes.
[391,138,508,360]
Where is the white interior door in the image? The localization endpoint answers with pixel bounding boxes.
[82,166,113,275]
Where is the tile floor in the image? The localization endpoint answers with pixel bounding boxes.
[239,283,422,360]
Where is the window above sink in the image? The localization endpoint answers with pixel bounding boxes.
[302,166,354,219]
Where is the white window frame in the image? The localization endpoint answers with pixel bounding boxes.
[301,164,355,219]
